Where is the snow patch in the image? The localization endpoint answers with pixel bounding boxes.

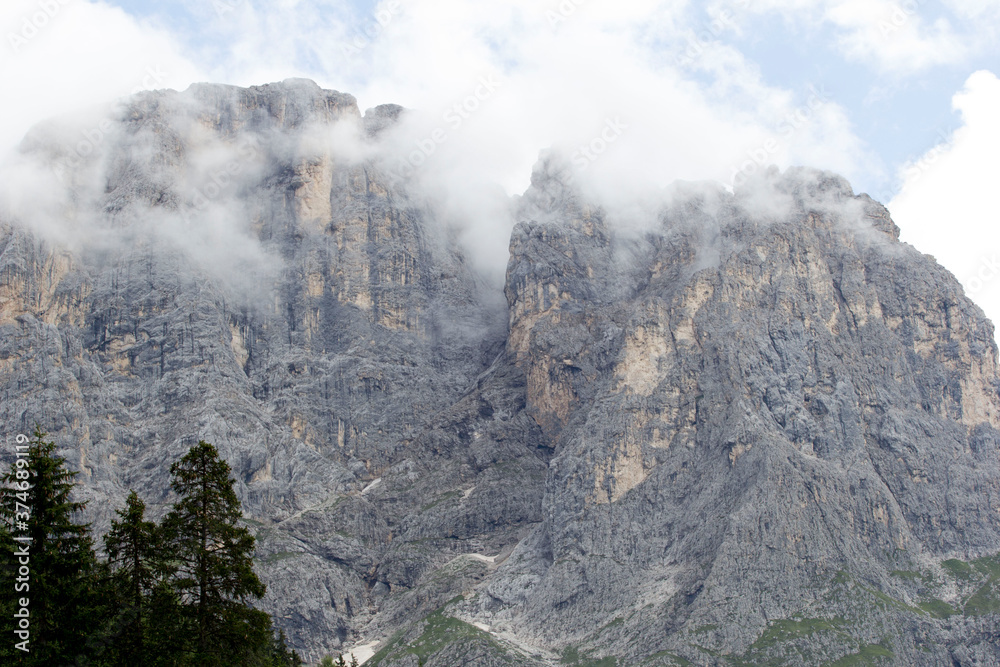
[466,553,497,563]
[361,478,382,495]
[339,641,379,664]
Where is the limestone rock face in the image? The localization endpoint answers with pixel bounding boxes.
[478,162,1000,665]
[2,82,1000,666]
[1,79,507,657]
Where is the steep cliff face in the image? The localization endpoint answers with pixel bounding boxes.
[0,79,509,657]
[463,162,1000,665]
[2,82,999,666]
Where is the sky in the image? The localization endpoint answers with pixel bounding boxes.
[1,0,999,325]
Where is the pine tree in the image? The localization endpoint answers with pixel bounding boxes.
[161,440,270,666]
[103,490,179,666]
[142,579,188,667]
[259,629,303,667]
[0,428,100,665]
[0,517,18,665]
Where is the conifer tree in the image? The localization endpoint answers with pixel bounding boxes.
[0,428,100,665]
[260,629,303,667]
[103,490,178,666]
[161,440,270,665]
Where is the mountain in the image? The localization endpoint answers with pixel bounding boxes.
[1,80,998,666]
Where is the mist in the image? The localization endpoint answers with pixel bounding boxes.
[0,0,895,302]
[0,76,895,317]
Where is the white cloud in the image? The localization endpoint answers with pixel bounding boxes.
[361,1,869,187]
[728,0,970,73]
[889,70,1000,327]
[824,0,966,72]
[287,0,875,283]
[0,0,878,199]
[0,0,204,155]
[0,0,882,288]
[941,0,1000,21]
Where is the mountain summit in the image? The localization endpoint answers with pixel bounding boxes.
[1,80,998,665]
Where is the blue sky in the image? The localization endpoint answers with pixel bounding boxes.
[1,0,999,323]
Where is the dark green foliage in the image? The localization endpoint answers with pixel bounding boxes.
[252,629,303,667]
[330,653,360,667]
[328,653,360,667]
[0,428,101,666]
[98,489,188,666]
[0,434,303,667]
[103,490,166,665]
[161,440,270,664]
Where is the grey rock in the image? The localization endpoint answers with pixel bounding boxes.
[2,81,999,666]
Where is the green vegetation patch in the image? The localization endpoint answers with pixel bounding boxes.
[750,617,848,651]
[917,598,956,618]
[942,559,974,581]
[857,584,922,614]
[832,570,853,585]
[732,611,866,667]
[406,612,486,661]
[367,602,524,666]
[965,580,1000,616]
[560,644,618,666]
[420,490,462,512]
[640,650,692,666]
[940,554,1000,616]
[973,555,1000,578]
[823,643,894,666]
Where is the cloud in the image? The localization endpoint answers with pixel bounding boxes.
[271,0,873,284]
[725,0,975,74]
[824,0,966,72]
[0,0,205,155]
[0,0,887,290]
[941,0,1000,22]
[889,70,1000,326]
[0,86,286,304]
[106,0,875,193]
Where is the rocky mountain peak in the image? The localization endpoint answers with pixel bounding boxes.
[1,80,998,665]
